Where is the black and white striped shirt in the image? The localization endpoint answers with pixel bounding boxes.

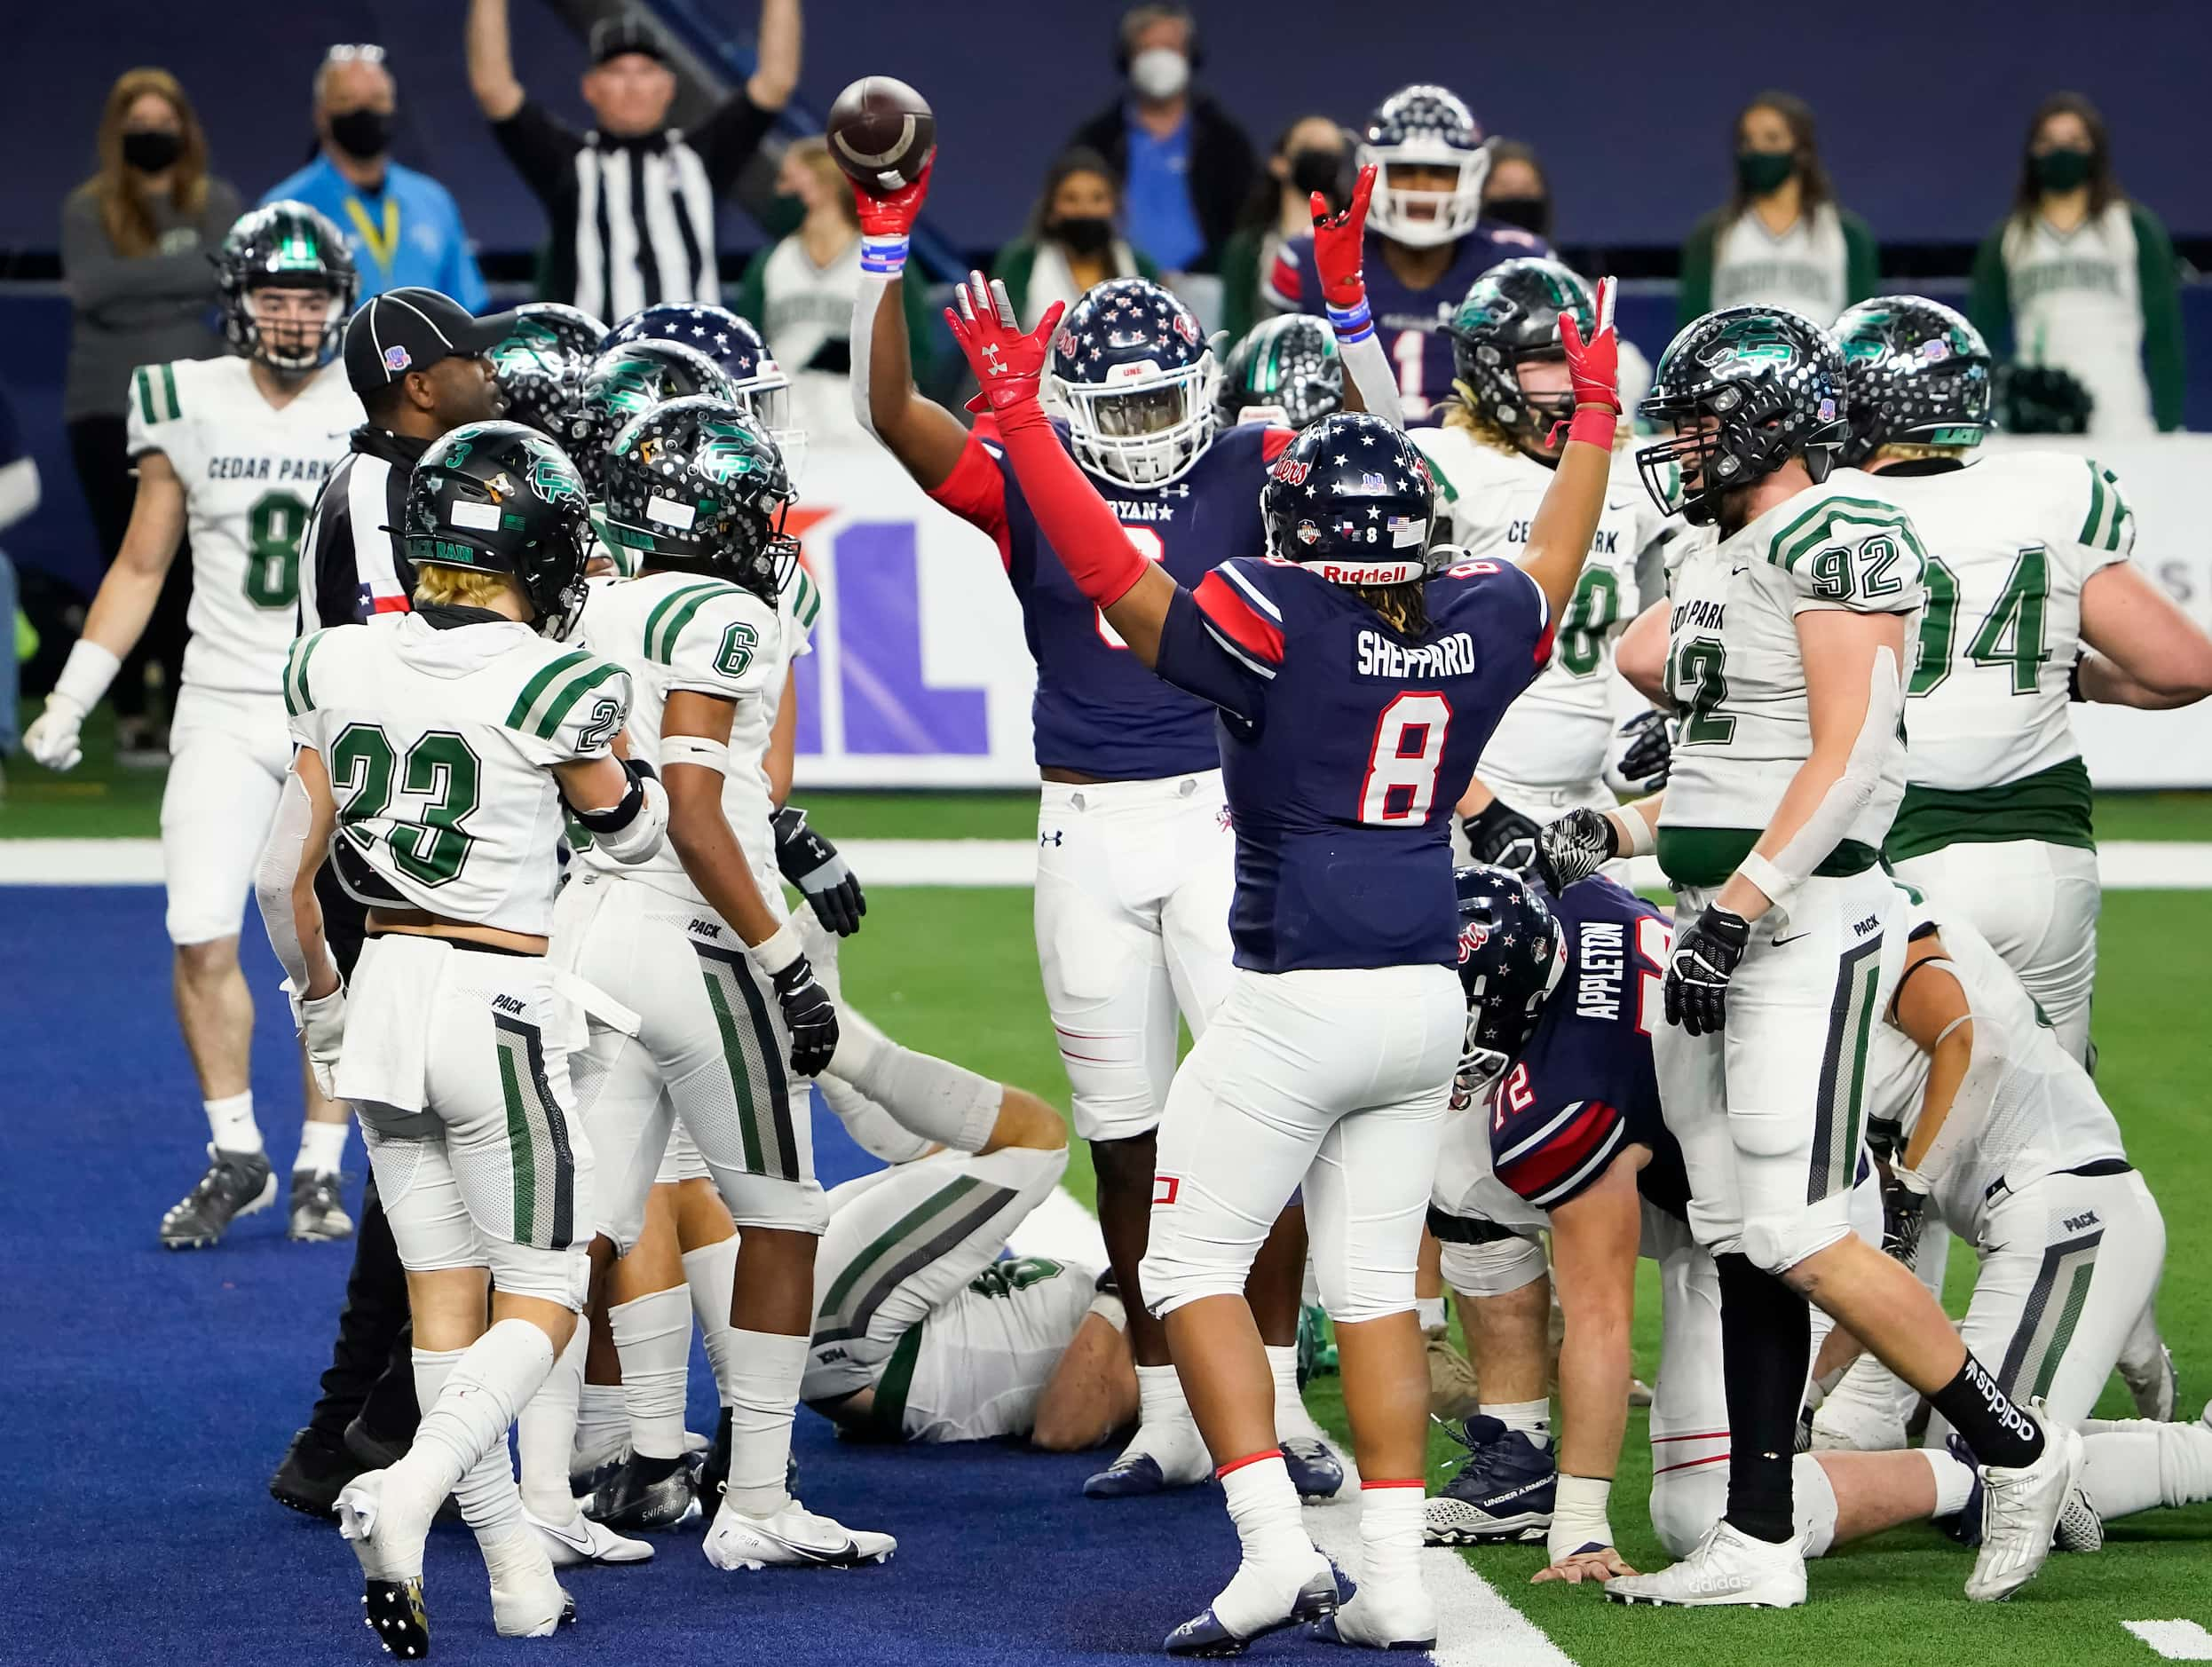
[296,425,431,631]
[491,93,778,321]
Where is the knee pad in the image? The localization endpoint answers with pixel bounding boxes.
[1136,1234,1244,1321]
[1061,1027,1158,1144]
[486,1238,594,1312]
[1437,1231,1547,1302]
[1741,1171,1856,1276]
[709,1171,829,1236]
[1318,1266,1418,1327]
[1650,1448,1728,1560]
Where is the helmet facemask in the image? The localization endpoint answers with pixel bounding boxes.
[1638,380,1828,528]
[1362,146,1489,249]
[727,366,808,489]
[243,280,346,374]
[1055,352,1220,487]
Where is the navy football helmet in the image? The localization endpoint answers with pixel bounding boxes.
[1259,412,1437,585]
[214,202,359,372]
[1832,296,1992,466]
[488,303,606,440]
[1453,864,1568,1094]
[1048,278,1219,487]
[604,303,805,480]
[1216,315,1343,432]
[564,339,738,497]
[1445,258,1596,459]
[1359,85,1489,249]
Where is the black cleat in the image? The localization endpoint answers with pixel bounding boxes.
[699,1409,731,1509]
[288,1170,354,1241]
[159,1145,276,1248]
[586,1453,698,1530]
[363,1577,430,1659]
[269,1425,363,1520]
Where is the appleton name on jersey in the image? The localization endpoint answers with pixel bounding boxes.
[126,357,362,695]
[928,417,1290,781]
[1658,475,1927,891]
[284,614,631,934]
[1872,454,2135,863]
[1415,427,1666,787]
[1154,552,1554,972]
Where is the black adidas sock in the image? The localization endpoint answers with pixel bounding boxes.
[1715,1252,1810,1545]
[1927,1353,2046,1470]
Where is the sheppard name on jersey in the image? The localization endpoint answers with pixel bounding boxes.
[1356,629,1478,679]
[1671,598,1726,633]
[1576,920,1624,1021]
[207,454,336,484]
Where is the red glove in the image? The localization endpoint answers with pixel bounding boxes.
[1555,274,1622,448]
[1311,162,1377,313]
[943,271,1065,427]
[852,158,932,242]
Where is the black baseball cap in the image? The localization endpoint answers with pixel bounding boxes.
[589,15,668,67]
[344,288,520,395]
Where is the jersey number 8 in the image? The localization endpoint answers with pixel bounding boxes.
[1358,691,1453,824]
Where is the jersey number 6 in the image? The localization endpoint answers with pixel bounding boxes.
[1358,691,1453,825]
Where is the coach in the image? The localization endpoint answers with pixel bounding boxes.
[466,0,800,320]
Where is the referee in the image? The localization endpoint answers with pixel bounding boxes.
[466,0,800,321]
[269,284,511,1517]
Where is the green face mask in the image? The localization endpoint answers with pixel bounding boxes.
[1734,150,1796,198]
[2034,146,2093,194]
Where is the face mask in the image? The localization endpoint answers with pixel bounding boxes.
[122,130,182,174]
[1049,217,1115,257]
[2034,146,2093,194]
[328,107,392,162]
[1289,147,1344,204]
[1734,150,1795,197]
[1127,47,1189,102]
[1485,196,1549,237]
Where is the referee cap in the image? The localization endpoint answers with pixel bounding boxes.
[589,14,668,67]
[344,288,521,395]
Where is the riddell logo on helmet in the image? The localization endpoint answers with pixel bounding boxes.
[1270,455,1311,486]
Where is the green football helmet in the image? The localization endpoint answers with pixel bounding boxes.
[401,420,594,639]
[488,303,609,441]
[1444,257,1596,459]
[214,201,359,372]
[563,339,738,496]
[599,396,798,605]
[1833,296,1992,466]
[1215,315,1343,431]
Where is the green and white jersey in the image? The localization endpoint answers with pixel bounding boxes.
[1412,427,1665,788]
[1657,473,1926,889]
[2001,204,2151,438]
[1876,454,2134,862]
[125,356,360,696]
[285,614,630,935]
[1711,204,1852,325]
[900,1254,1098,1442]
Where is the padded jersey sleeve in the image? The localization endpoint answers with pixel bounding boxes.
[1489,1087,1632,1211]
[2058,455,2137,583]
[1758,493,1927,617]
[502,644,633,765]
[656,584,780,703]
[1436,553,1555,670]
[124,359,190,466]
[1153,558,1286,722]
[1265,233,1317,313]
[281,628,336,750]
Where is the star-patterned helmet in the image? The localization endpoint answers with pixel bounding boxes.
[1445,258,1596,459]
[1453,863,1568,1093]
[487,303,607,441]
[1832,296,1991,466]
[599,396,797,605]
[603,304,807,483]
[1358,84,1490,249]
[1258,411,1438,585]
[400,420,593,640]
[1216,314,1342,432]
[1047,277,1219,488]
[564,339,738,498]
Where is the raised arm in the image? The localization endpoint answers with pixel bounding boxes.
[2077,561,2212,707]
[849,167,972,487]
[747,0,800,111]
[1307,165,1400,428]
[1518,279,1622,623]
[465,0,525,121]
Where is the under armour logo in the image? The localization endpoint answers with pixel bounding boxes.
[1039,829,1064,846]
[983,344,1005,372]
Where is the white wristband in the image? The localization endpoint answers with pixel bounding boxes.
[660,734,729,774]
[1548,1473,1615,1562]
[53,638,122,712]
[1086,1290,1128,1332]
[1615,803,1658,858]
[1738,851,1795,911]
[747,919,805,978]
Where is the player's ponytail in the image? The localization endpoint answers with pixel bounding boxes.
[1354,581,1429,637]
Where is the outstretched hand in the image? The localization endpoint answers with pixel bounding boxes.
[1311,162,1377,311]
[944,271,1064,418]
[851,158,933,241]
[1532,1546,1639,1586]
[1558,275,1622,416]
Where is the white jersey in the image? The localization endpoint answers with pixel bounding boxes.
[1414,425,1665,787]
[1710,204,1852,325]
[285,614,631,936]
[1657,473,1926,890]
[126,356,360,695]
[1868,897,2126,1242]
[901,1254,1097,1442]
[754,235,865,445]
[2000,203,2153,437]
[1874,453,2134,862]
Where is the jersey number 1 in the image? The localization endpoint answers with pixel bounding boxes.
[1358,692,1452,824]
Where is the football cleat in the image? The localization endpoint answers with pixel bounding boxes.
[524,1505,654,1567]
[1086,1416,1213,1498]
[585,1453,698,1530]
[1165,1556,1342,1657]
[1605,1520,1807,1608]
[1967,1401,2083,1602]
[288,1170,355,1242]
[1425,1416,1554,1545]
[1281,1437,1345,1502]
[2119,1337,2179,1422]
[702,1497,895,1571]
[336,1470,433,1659]
[1312,1580,1435,1652]
[159,1145,275,1249]
[1425,1331,1481,1422]
[269,1424,363,1520]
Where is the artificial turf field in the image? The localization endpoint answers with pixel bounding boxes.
[7,715,2211,1665]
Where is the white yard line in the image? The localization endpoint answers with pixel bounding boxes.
[1004,1186,1108,1268]
[2125,1620,2212,1660]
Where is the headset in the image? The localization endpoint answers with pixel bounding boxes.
[1113,1,1205,72]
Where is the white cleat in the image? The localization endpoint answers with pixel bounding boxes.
[2053,1482,2105,1555]
[486,1533,578,1638]
[336,1470,433,1658]
[524,1505,654,1567]
[1605,1520,1807,1608]
[702,1497,896,1571]
[1312,1580,1436,1652]
[1968,1402,2083,1602]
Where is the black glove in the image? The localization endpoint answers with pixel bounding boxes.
[1462,796,1543,873]
[1663,905,1750,1037]
[1615,709,1673,788]
[771,952,840,1077]
[1876,1157,1932,1268]
[772,804,866,936]
[1534,807,1619,894]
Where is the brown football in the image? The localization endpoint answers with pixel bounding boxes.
[826,75,936,195]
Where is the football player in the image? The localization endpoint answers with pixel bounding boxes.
[1268,85,1546,419]
[274,420,667,1653]
[942,265,1618,1652]
[1214,314,1343,431]
[603,301,808,482]
[487,303,609,443]
[27,203,365,1247]
[1536,305,2081,1608]
[850,166,1341,1503]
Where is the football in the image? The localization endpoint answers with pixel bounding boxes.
[827,75,936,195]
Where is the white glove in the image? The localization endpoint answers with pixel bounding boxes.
[289,982,348,1099]
[23,692,88,772]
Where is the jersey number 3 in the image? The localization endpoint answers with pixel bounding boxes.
[1358,692,1453,824]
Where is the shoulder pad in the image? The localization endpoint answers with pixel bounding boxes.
[1762,488,1926,609]
[653,581,778,697]
[283,627,338,718]
[503,645,630,743]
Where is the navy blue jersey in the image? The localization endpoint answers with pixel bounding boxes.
[1268,223,1551,421]
[928,417,1291,780]
[1154,550,1553,973]
[1487,877,1688,1220]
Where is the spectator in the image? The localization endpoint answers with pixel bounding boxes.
[0,379,36,765]
[734,137,936,446]
[1969,92,2184,437]
[1481,139,1551,241]
[1217,115,1347,346]
[1677,91,1874,328]
[995,148,1162,332]
[1064,3,1256,275]
[467,0,798,320]
[59,67,241,763]
[262,44,488,312]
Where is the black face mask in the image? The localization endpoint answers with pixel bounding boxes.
[1049,216,1115,257]
[1288,146,1345,205]
[122,130,183,174]
[1485,196,1549,237]
[328,107,393,162]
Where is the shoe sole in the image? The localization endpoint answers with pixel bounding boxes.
[705,1546,893,1572]
[161,1172,279,1250]
[1167,1573,1341,1656]
[288,1217,356,1242]
[362,1579,431,1657]
[1425,1522,1549,1546]
[1607,1592,1802,1608]
[270,1483,344,1521]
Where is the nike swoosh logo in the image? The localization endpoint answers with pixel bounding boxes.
[1772,931,1810,947]
[748,1524,861,1563]
[539,1517,595,1552]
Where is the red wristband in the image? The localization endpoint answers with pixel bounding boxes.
[1567,406,1618,451]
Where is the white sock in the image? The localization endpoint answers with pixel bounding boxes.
[683,1237,741,1408]
[516,1323,586,1521]
[721,1329,808,1517]
[1483,1398,1552,1450]
[574,1381,628,1469]
[1136,1363,1194,1436]
[1266,1345,1322,1441]
[295,1118,349,1176]
[1357,1482,1425,1591]
[2080,1418,2212,1521]
[416,1346,528,1548]
[1918,1445,1977,1518]
[609,1287,691,1461]
[405,1318,556,1507]
[204,1092,262,1155]
[1211,1455,1322,1635]
[1416,1297,1446,1333]
[826,1015,1003,1154]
